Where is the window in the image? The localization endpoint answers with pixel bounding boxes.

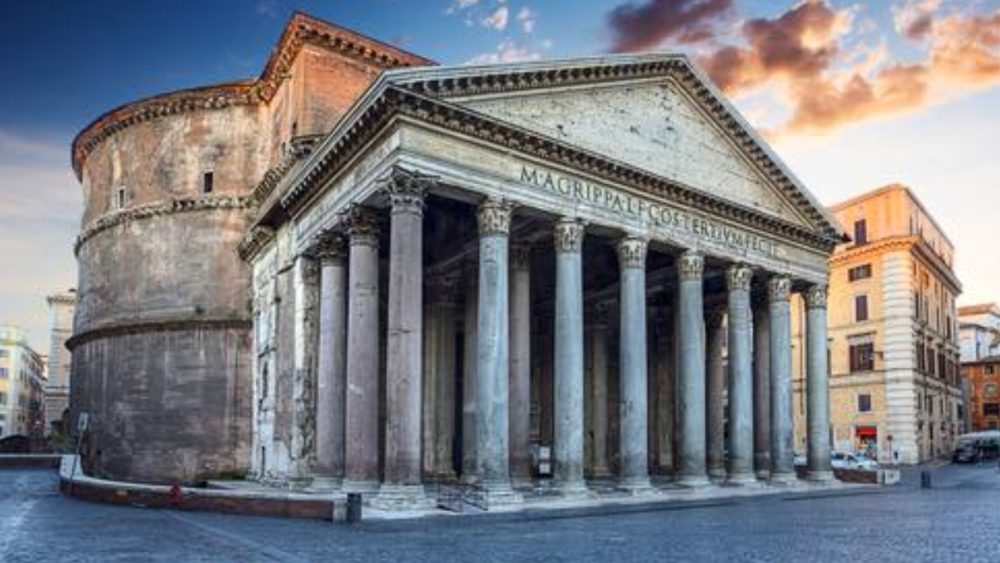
[849,342,875,372]
[855,295,869,322]
[114,186,127,210]
[916,341,925,372]
[984,403,1000,416]
[0,391,6,404]
[202,171,214,194]
[0,349,7,357]
[848,264,872,281]
[986,384,999,398]
[858,394,872,413]
[0,367,7,378]
[854,220,868,245]
[986,365,995,375]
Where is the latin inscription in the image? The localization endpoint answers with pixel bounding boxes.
[519,165,779,257]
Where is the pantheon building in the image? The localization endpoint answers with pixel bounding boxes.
[69,13,846,504]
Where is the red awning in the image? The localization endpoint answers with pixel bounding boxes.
[855,426,878,437]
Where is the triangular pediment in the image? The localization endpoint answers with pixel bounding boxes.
[383,54,845,240]
[459,80,808,227]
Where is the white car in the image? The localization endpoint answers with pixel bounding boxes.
[831,451,879,470]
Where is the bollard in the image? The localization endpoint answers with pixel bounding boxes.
[346,492,362,523]
[920,470,932,489]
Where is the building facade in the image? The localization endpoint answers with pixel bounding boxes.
[0,326,46,438]
[45,290,76,433]
[71,13,846,495]
[961,357,1000,431]
[793,185,962,465]
[958,304,1000,362]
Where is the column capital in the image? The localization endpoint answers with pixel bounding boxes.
[805,284,828,309]
[616,236,648,269]
[477,199,513,236]
[313,233,347,265]
[510,243,532,271]
[677,250,704,281]
[554,218,585,253]
[726,264,753,292]
[381,166,433,215]
[341,205,380,248]
[767,276,792,303]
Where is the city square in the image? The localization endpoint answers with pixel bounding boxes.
[2,0,1000,560]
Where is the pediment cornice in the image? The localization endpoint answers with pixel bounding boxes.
[271,81,843,253]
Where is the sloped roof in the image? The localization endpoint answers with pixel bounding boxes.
[274,52,847,249]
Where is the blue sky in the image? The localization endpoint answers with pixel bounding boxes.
[2,0,1000,349]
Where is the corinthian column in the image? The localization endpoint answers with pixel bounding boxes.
[726,264,756,484]
[313,235,347,490]
[509,244,533,486]
[554,218,588,497]
[474,199,518,502]
[705,308,726,482]
[676,250,709,487]
[376,170,430,507]
[342,206,381,493]
[617,236,651,493]
[461,258,478,482]
[753,300,771,479]
[768,276,796,484]
[806,284,834,482]
[589,305,612,478]
[425,274,460,481]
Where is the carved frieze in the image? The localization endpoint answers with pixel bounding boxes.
[554,218,585,253]
[616,236,648,269]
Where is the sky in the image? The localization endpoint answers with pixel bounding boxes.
[1,0,999,350]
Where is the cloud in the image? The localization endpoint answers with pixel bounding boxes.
[254,1,279,19]
[893,0,942,40]
[605,0,1000,137]
[483,6,510,31]
[0,131,80,351]
[517,6,536,33]
[607,0,734,53]
[467,38,543,64]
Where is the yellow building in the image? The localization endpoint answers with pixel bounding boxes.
[0,326,46,438]
[792,185,963,465]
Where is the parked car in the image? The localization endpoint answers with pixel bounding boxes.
[831,451,878,470]
[952,431,1000,464]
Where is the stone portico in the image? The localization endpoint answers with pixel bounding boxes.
[242,54,846,507]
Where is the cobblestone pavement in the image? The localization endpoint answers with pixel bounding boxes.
[1,463,998,562]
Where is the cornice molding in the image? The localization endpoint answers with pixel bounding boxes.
[66,317,252,351]
[273,84,841,253]
[390,57,844,244]
[75,195,253,255]
[237,225,277,263]
[71,12,432,179]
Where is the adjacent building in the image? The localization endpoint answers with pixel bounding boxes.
[958,304,1000,362]
[45,290,76,433]
[0,326,47,437]
[70,12,847,496]
[960,357,1000,431]
[793,185,963,465]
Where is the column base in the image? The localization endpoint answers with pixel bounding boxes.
[617,476,654,495]
[708,467,727,483]
[477,479,523,506]
[554,479,591,499]
[755,469,771,481]
[769,471,798,486]
[305,476,343,492]
[510,475,535,491]
[342,479,380,494]
[725,471,758,486]
[675,474,712,488]
[370,484,433,510]
[807,470,836,483]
